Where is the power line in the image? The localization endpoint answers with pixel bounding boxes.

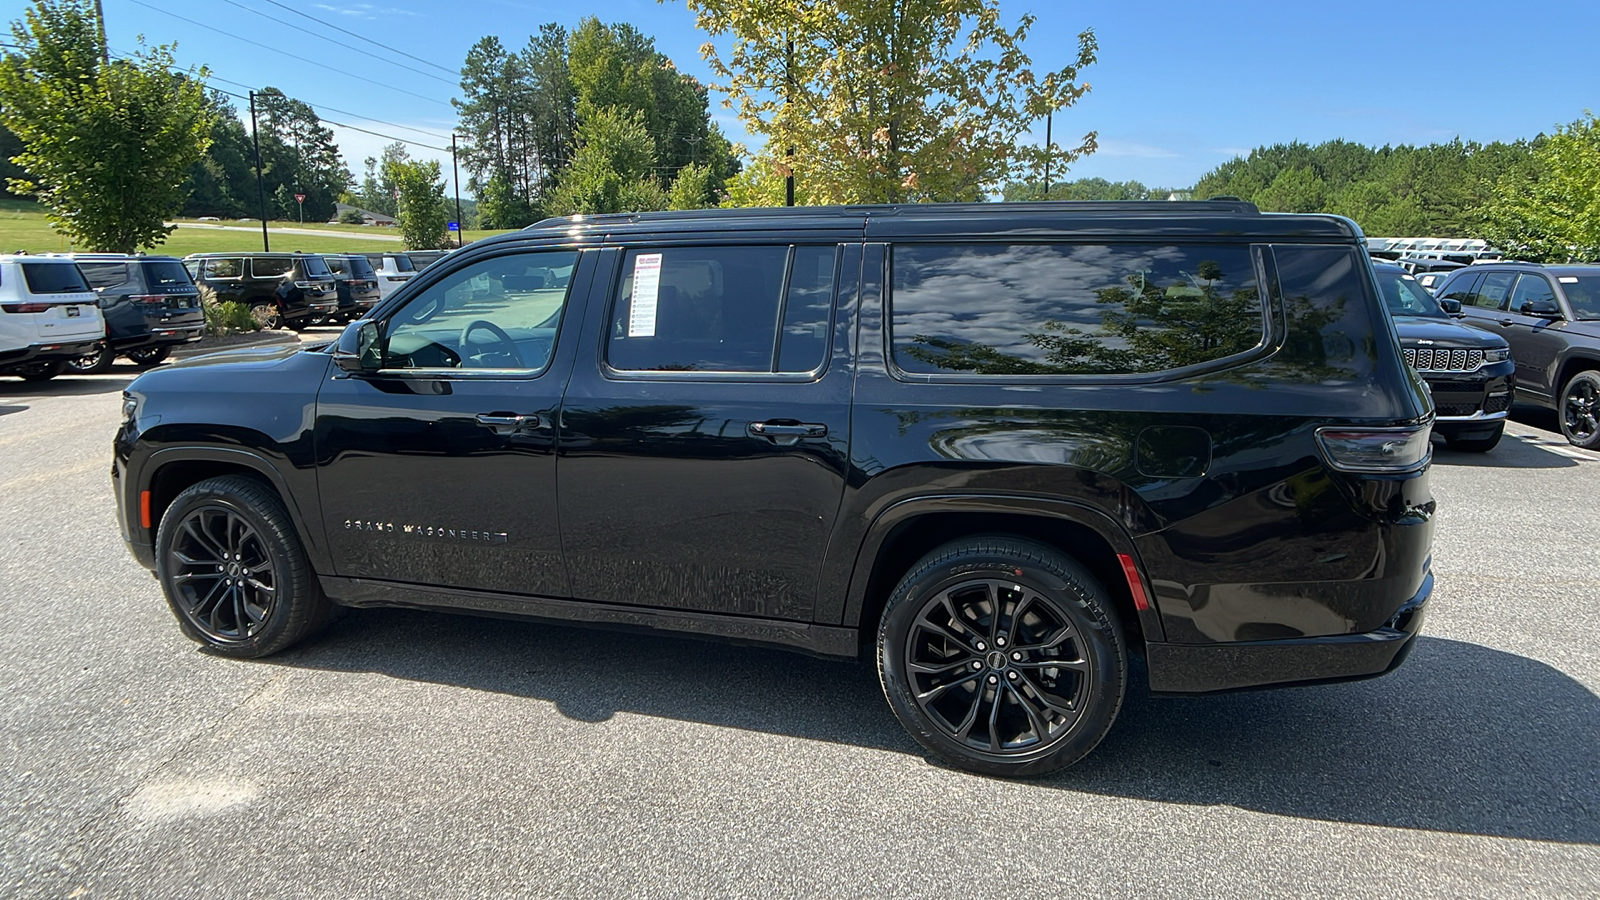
[213,0,457,87]
[123,0,454,109]
[253,0,457,77]
[200,69,454,141]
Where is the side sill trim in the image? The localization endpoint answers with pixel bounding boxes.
[319,576,859,659]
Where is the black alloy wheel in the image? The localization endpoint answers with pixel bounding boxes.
[1561,371,1600,450]
[878,536,1127,777]
[155,475,333,657]
[65,343,114,374]
[14,360,65,382]
[126,346,170,367]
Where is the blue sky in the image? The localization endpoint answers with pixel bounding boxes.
[92,0,1600,195]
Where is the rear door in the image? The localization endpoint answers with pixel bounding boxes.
[556,241,856,621]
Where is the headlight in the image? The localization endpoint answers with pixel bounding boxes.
[120,393,140,426]
[1484,347,1511,362]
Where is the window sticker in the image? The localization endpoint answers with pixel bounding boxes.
[1559,276,1579,283]
[628,253,663,337]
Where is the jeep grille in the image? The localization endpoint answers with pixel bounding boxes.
[1404,348,1484,372]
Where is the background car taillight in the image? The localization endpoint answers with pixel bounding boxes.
[1315,425,1433,473]
[1,302,51,313]
[131,294,168,306]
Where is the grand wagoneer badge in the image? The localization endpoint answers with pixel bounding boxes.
[344,519,508,543]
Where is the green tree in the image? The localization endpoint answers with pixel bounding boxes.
[1255,166,1326,213]
[1481,114,1600,262]
[254,87,350,223]
[180,91,256,218]
[0,0,215,251]
[686,0,1096,204]
[545,106,667,215]
[385,157,449,249]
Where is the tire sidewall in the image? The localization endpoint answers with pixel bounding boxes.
[65,345,112,374]
[1561,371,1600,449]
[878,541,1127,777]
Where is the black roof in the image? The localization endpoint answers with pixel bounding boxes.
[506,201,1362,246]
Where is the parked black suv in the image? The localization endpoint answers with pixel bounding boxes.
[1372,262,1513,451]
[184,252,338,331]
[321,254,382,323]
[64,254,204,373]
[115,202,1436,777]
[1434,262,1600,448]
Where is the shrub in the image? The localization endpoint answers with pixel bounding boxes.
[204,300,261,336]
[338,209,366,225]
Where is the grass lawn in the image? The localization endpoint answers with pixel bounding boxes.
[0,202,515,255]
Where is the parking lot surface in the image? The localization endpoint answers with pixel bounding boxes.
[2,359,1597,899]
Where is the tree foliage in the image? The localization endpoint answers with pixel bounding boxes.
[685,0,1096,205]
[385,157,449,250]
[1481,114,1600,262]
[254,87,350,223]
[0,0,215,251]
[1001,176,1174,202]
[545,106,668,215]
[180,91,255,218]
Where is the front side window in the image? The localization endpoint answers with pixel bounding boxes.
[250,257,293,278]
[606,245,835,373]
[1509,274,1556,311]
[891,242,1264,377]
[1469,272,1515,309]
[382,250,578,372]
[1437,271,1481,307]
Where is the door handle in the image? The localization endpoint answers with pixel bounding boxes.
[749,421,828,445]
[1497,318,1515,327]
[476,413,540,432]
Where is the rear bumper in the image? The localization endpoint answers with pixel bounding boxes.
[0,339,103,367]
[1145,570,1431,694]
[110,324,204,352]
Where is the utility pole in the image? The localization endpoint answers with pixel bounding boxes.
[451,134,464,249]
[293,132,302,224]
[785,38,795,208]
[249,91,270,252]
[1043,111,1053,200]
[93,0,108,65]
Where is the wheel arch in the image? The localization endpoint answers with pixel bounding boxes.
[843,495,1164,657]
[1557,353,1600,398]
[144,446,328,572]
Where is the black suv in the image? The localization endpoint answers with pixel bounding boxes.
[1372,262,1513,451]
[321,254,382,323]
[115,202,1436,777]
[184,252,338,331]
[1435,262,1600,448]
[64,254,204,373]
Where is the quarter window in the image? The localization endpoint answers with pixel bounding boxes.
[890,243,1264,376]
[77,262,130,289]
[606,245,836,373]
[382,250,578,372]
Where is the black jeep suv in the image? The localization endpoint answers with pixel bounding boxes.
[65,254,205,372]
[115,202,1436,777]
[1434,262,1600,448]
[1372,262,1513,451]
[184,252,338,331]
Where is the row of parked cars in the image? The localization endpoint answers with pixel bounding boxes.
[1375,257,1600,450]
[0,250,451,380]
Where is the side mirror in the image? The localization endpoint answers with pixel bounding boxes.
[333,318,383,373]
[1438,298,1462,314]
[1520,299,1562,318]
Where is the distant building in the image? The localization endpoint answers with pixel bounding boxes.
[332,202,397,227]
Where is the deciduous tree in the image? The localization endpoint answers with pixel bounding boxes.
[1482,114,1600,262]
[385,157,449,249]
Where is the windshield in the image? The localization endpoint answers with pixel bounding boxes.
[1558,275,1600,319]
[1377,269,1448,319]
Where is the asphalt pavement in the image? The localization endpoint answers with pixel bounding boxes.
[1,357,1596,899]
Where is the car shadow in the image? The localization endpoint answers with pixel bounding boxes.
[272,609,1599,845]
[0,374,135,397]
[0,403,26,417]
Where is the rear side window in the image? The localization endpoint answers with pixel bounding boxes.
[21,263,91,294]
[607,245,836,373]
[251,257,293,278]
[392,255,416,273]
[890,243,1263,376]
[77,262,130,289]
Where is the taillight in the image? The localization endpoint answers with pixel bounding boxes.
[1,303,50,313]
[1315,425,1432,473]
[130,294,165,305]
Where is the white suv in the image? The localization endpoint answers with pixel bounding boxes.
[362,252,415,301]
[0,255,106,381]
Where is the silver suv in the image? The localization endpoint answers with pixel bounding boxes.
[0,255,106,381]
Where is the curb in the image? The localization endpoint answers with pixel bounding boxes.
[171,331,300,360]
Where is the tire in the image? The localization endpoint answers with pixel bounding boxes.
[287,317,310,333]
[877,535,1127,777]
[154,475,333,658]
[250,301,282,331]
[15,360,66,382]
[65,343,114,375]
[1559,370,1600,450]
[1443,422,1503,453]
[126,346,171,367]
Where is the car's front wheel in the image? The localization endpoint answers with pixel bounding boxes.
[877,536,1127,777]
[1560,370,1600,450]
[154,475,333,658]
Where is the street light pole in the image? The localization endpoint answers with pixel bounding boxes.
[249,91,270,252]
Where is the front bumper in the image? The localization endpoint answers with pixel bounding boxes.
[1145,570,1432,693]
[1422,359,1515,421]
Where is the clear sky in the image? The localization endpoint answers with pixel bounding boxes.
[91,0,1600,196]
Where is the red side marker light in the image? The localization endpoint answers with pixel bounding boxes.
[1117,553,1150,612]
[139,490,152,529]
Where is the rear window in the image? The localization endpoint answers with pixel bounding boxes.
[251,257,293,278]
[21,262,91,294]
[890,243,1264,376]
[77,262,130,289]
[342,256,375,278]
[392,255,416,273]
[299,256,332,278]
[142,260,194,290]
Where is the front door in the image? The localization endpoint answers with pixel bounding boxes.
[314,246,591,597]
[557,242,857,621]
[1503,273,1570,397]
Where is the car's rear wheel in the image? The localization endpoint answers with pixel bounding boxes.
[14,360,66,382]
[877,535,1127,777]
[1560,371,1600,450]
[155,475,333,658]
[65,344,114,374]
[250,301,282,330]
[1443,422,1503,453]
[126,346,170,367]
